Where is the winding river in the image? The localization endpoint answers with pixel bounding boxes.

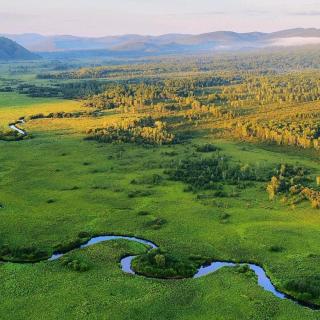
[7,121,318,310]
[47,234,317,310]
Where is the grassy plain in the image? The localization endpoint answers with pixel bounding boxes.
[1,56,320,319]
[0,95,320,319]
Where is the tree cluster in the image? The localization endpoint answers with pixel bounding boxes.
[86,117,175,146]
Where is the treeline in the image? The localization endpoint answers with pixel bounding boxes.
[17,84,63,98]
[26,110,102,121]
[235,120,320,150]
[219,73,320,107]
[86,117,176,146]
[36,60,241,80]
[37,47,320,81]
[16,81,108,99]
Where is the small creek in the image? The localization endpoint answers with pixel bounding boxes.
[47,235,318,310]
[9,119,27,136]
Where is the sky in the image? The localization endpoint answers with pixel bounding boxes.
[1,0,320,36]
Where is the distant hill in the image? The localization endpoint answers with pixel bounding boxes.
[0,37,39,60]
[3,28,320,59]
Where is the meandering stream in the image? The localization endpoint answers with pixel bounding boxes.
[9,119,27,136]
[47,234,317,310]
[6,121,318,310]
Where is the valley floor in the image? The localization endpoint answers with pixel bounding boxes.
[0,98,320,319]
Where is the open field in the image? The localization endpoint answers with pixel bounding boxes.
[1,55,320,319]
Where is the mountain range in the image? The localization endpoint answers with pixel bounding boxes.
[2,28,320,59]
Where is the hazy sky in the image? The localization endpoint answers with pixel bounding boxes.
[1,0,320,36]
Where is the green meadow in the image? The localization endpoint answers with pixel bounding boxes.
[0,92,60,108]
[0,122,319,319]
[1,57,320,319]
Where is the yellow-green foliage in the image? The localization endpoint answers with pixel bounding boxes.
[86,117,175,145]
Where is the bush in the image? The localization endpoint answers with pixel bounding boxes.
[61,257,90,272]
[269,245,284,253]
[78,231,91,239]
[0,245,48,262]
[53,237,84,253]
[218,212,231,221]
[285,277,320,300]
[131,174,163,186]
[162,151,178,157]
[137,211,150,216]
[236,264,251,274]
[196,144,219,153]
[0,129,25,141]
[144,217,167,230]
[214,190,228,197]
[131,249,197,279]
[128,190,153,198]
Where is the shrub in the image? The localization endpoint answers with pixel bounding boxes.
[162,151,178,157]
[53,237,84,253]
[214,190,228,197]
[144,217,167,230]
[218,212,231,221]
[236,264,251,274]
[131,174,163,186]
[78,231,91,239]
[154,254,166,267]
[196,144,219,153]
[0,129,25,141]
[131,249,197,279]
[61,257,90,272]
[0,245,48,262]
[285,277,320,300]
[269,245,284,253]
[137,211,150,216]
[128,190,153,198]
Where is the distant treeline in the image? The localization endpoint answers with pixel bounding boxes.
[37,47,320,80]
[15,81,108,99]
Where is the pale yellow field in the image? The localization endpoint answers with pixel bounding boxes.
[0,100,83,126]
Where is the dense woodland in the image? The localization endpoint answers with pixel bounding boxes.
[86,117,176,145]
